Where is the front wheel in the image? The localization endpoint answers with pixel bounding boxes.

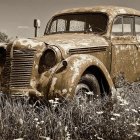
[75,74,100,103]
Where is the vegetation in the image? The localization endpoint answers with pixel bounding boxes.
[0,32,9,43]
[0,80,139,140]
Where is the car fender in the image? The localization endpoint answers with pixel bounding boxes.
[49,54,115,98]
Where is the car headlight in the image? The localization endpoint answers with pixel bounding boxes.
[38,46,62,73]
[44,49,57,69]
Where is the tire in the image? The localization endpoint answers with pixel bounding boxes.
[75,74,100,102]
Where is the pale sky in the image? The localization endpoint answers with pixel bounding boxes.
[0,0,140,39]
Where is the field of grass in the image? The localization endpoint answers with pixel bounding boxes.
[0,81,140,140]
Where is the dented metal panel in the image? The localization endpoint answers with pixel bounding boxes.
[111,36,139,82]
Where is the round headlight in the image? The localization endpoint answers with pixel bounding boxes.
[38,45,62,74]
[43,49,57,69]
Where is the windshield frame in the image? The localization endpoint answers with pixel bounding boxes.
[44,12,109,35]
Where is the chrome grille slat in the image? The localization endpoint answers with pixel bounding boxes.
[3,48,35,88]
[69,46,107,54]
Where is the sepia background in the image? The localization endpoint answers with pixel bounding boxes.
[1,0,140,38]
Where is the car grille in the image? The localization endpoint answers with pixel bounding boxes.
[3,48,35,89]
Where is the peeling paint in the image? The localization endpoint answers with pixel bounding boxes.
[30,79,36,88]
[13,38,44,48]
[50,77,57,91]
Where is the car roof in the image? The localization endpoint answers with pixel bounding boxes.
[54,6,140,17]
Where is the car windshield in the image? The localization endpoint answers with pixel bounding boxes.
[45,13,108,35]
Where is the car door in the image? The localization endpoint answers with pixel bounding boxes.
[111,15,138,83]
[134,16,140,81]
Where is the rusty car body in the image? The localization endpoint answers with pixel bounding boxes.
[0,6,140,100]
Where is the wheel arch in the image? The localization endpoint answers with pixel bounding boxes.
[50,54,115,98]
[83,65,110,95]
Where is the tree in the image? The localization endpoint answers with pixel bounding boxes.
[0,32,9,43]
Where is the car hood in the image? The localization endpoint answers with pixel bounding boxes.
[35,34,109,57]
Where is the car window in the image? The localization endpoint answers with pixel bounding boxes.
[112,16,123,36]
[123,17,134,35]
[69,20,85,31]
[50,19,66,33]
[135,16,140,35]
[112,16,134,36]
[46,13,108,35]
[50,20,57,33]
[57,19,66,32]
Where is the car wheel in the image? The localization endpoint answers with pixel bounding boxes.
[75,74,100,103]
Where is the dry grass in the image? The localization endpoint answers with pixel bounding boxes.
[0,81,140,140]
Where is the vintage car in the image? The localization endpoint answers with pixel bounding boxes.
[0,6,140,100]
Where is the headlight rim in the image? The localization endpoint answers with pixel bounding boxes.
[38,45,62,73]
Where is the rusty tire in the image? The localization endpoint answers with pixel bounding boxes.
[75,74,100,102]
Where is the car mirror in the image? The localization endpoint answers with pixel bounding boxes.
[34,19,41,37]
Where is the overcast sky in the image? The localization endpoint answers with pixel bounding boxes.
[1,0,140,38]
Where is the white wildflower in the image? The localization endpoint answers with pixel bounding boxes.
[117,95,129,105]
[19,118,23,125]
[111,117,116,121]
[40,121,44,124]
[53,101,59,104]
[55,98,59,101]
[49,100,54,104]
[85,91,94,95]
[131,109,138,113]
[130,123,136,126]
[96,111,104,115]
[75,127,78,131]
[66,132,71,140]
[34,118,38,121]
[125,109,130,111]
[136,122,140,126]
[39,136,51,140]
[113,113,121,117]
[123,100,129,105]
[52,104,57,108]
[58,121,62,126]
[65,126,68,131]
[134,132,140,137]
[120,103,125,106]
[62,89,67,94]
[97,136,104,140]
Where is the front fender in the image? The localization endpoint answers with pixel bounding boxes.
[49,54,115,98]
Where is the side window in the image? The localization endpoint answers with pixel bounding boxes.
[112,16,134,36]
[57,19,66,32]
[50,19,66,33]
[50,20,57,33]
[135,16,140,35]
[112,16,123,36]
[123,17,134,35]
